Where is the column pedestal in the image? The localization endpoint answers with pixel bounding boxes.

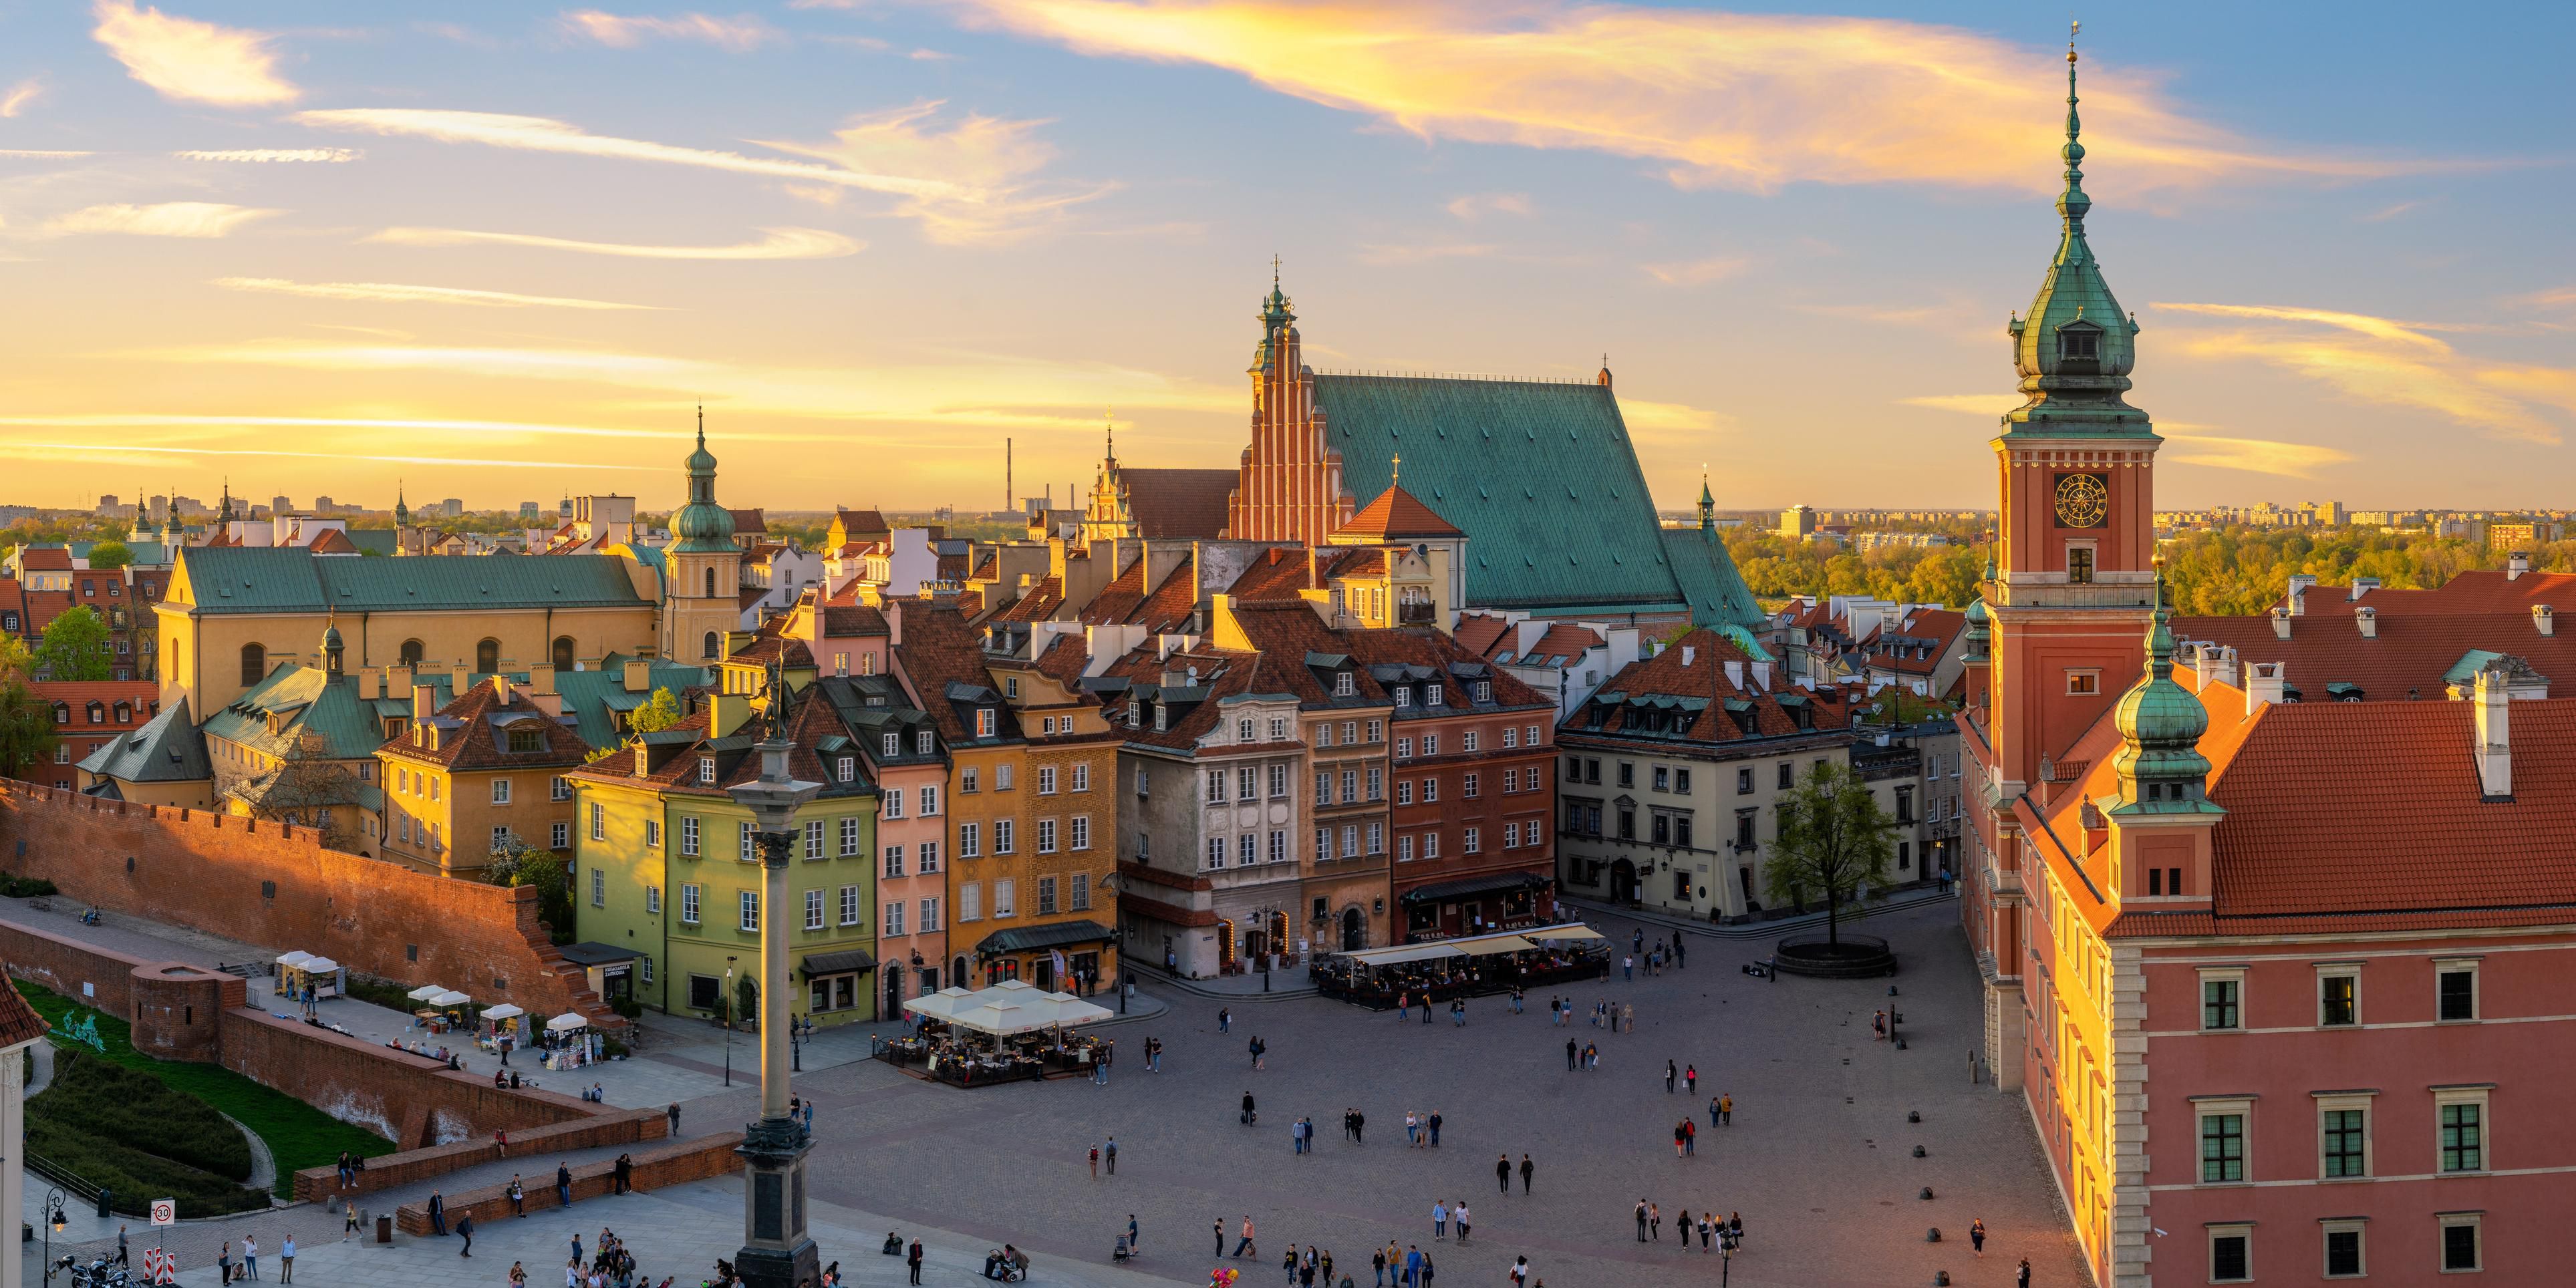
[733,1115,817,1288]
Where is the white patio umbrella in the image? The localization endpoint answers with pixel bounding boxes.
[547,1012,590,1033]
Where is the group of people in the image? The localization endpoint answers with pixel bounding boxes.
[1633,1202,1743,1254]
[1550,997,1634,1031]
[212,1233,294,1283]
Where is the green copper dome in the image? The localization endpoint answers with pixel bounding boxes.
[668,419,738,553]
[2110,566,2219,813]
[2002,44,2154,440]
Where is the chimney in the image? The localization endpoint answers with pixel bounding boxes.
[713,692,751,739]
[491,674,513,705]
[623,659,652,693]
[2355,605,2378,639]
[2347,577,2380,601]
[1680,645,1696,667]
[357,667,382,701]
[1751,661,1771,690]
[388,664,414,698]
[2473,663,2513,800]
[2536,605,2557,637]
[2508,550,2531,581]
[530,663,557,695]
[1723,659,1744,689]
[2216,645,2240,689]
[412,683,438,721]
[2286,574,2317,613]
[450,663,471,693]
[2245,661,2285,716]
[2270,607,2292,640]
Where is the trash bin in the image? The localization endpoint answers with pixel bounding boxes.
[96,1190,112,1220]
[376,1215,392,1244]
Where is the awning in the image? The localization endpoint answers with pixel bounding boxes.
[1399,870,1550,904]
[427,989,470,1007]
[303,957,340,974]
[556,941,643,967]
[275,951,314,970]
[407,985,447,1002]
[801,949,878,978]
[1342,943,1465,967]
[976,919,1115,957]
[1524,924,1606,942]
[1471,935,1543,955]
[547,1012,591,1032]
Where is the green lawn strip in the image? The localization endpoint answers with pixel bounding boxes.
[16,981,396,1198]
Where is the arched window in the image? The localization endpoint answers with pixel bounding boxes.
[399,639,425,667]
[476,638,500,673]
[702,631,720,661]
[703,567,716,599]
[552,636,576,672]
[239,643,266,686]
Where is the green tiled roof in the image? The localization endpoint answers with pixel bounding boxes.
[552,659,710,750]
[344,529,396,555]
[78,697,209,784]
[1659,526,1766,636]
[1311,373,1761,629]
[203,665,389,762]
[178,546,645,614]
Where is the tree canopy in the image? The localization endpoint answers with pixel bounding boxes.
[1763,760,1898,946]
[85,541,134,571]
[628,686,684,734]
[0,676,57,778]
[35,607,112,681]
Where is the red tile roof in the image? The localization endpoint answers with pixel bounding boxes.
[728,508,767,534]
[820,604,888,637]
[1083,554,1199,631]
[993,575,1065,623]
[1866,608,1965,675]
[1334,484,1462,540]
[17,548,71,571]
[0,976,49,1050]
[304,528,360,554]
[378,678,592,772]
[1571,629,1852,744]
[1516,623,1604,666]
[2283,569,2576,617]
[1340,627,1553,710]
[2174,611,2576,701]
[1451,612,1512,661]
[1117,468,1236,539]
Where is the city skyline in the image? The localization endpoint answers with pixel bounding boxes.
[1,2,2570,512]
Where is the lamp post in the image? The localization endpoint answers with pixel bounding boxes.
[722,957,736,1088]
[40,1186,65,1285]
[727,699,823,1288]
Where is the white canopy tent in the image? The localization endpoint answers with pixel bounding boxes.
[427,989,470,1008]
[946,1000,1039,1036]
[275,951,313,971]
[1522,924,1604,941]
[408,984,447,1001]
[1342,943,1465,967]
[1034,991,1117,1027]
[481,1003,526,1021]
[301,957,339,974]
[546,1011,590,1033]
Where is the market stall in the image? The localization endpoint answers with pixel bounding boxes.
[1309,923,1611,1008]
[476,1003,527,1055]
[541,1011,601,1070]
[273,951,313,997]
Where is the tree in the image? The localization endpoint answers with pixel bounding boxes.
[230,733,366,852]
[628,686,684,733]
[486,837,575,944]
[1763,761,1897,947]
[0,635,34,677]
[0,676,58,778]
[85,541,134,571]
[34,607,112,681]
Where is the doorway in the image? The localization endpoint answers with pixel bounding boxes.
[1340,907,1365,951]
[1609,859,1638,903]
[884,972,905,1019]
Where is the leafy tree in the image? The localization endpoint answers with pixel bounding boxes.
[628,686,684,733]
[1763,761,1897,947]
[85,541,134,571]
[0,635,34,677]
[735,975,759,1030]
[486,837,576,944]
[0,676,59,778]
[35,607,112,681]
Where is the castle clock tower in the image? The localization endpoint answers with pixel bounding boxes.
[1965,34,2162,1094]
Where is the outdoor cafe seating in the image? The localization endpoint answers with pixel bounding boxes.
[875,980,1115,1088]
[1308,924,1610,1009]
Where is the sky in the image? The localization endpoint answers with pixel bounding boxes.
[0,1,2570,516]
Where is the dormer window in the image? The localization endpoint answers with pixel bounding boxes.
[1393,687,1412,709]
[1473,681,1491,703]
[1003,676,1019,699]
[508,728,543,754]
[838,756,855,783]
[1238,717,1256,743]
[1426,683,1444,707]
[698,757,716,784]
[1334,671,1354,697]
[916,730,933,755]
[2057,322,2102,360]
[882,732,899,758]
[975,708,996,738]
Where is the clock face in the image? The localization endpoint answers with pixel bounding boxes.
[2054,472,2108,528]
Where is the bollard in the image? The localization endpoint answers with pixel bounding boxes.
[1925,1227,1941,1243]
[1908,1111,1921,1124]
[1920,1186,1935,1200]
[1912,1145,1927,1158]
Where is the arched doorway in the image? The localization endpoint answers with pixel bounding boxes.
[475,637,500,673]
[1609,859,1638,904]
[1340,907,1365,951]
[552,636,576,671]
[1242,916,1268,963]
[239,643,266,685]
[399,638,424,667]
[1268,911,1290,961]
[1216,919,1238,971]
[883,971,905,1020]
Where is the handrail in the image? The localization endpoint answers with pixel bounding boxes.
[24,1151,102,1204]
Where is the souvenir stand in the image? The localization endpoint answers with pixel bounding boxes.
[273,951,313,997]
[542,1011,599,1069]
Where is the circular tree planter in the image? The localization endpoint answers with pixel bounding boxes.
[1771,931,1897,978]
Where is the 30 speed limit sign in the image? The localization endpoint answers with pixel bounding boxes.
[149,1198,176,1227]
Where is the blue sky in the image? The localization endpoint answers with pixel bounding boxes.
[0,1,2568,514]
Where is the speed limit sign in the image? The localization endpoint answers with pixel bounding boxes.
[149,1198,175,1227]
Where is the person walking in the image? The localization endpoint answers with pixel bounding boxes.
[1403,1245,1423,1288]
[1428,1110,1441,1147]
[456,1214,474,1258]
[2018,1257,2032,1287]
[1251,1035,1266,1070]
[1236,1216,1257,1259]
[1684,1118,1697,1156]
[1397,991,1409,1022]
[1453,1200,1469,1245]
[1510,986,1523,1015]
[1665,1059,1677,1092]
[1432,1200,1448,1241]
[1672,934,1685,968]
[1405,1110,1419,1145]
[1708,1095,1721,1129]
[1106,1136,1119,1174]
[1519,1154,1533,1194]
[1564,1037,1577,1072]
[1219,1007,1232,1034]
[1698,1212,1713,1252]
[1634,1199,1650,1241]
[1510,1255,1530,1287]
[556,1162,573,1208]
[218,1242,233,1285]
[1622,1002,1634,1033]
[1672,1120,1686,1158]
[1622,955,1633,982]
[1719,1092,1733,1126]
[278,1234,295,1283]
[1685,1064,1697,1096]
[1216,1219,1228,1259]
[1354,1108,1366,1145]
[1243,1090,1258,1126]
[614,1152,633,1196]
[1971,1219,1987,1257]
[1372,1245,1388,1288]
[907,1238,924,1285]
[1495,1154,1510,1192]
[1090,1143,1101,1177]
[115,1225,128,1267]
[1648,1202,1661,1241]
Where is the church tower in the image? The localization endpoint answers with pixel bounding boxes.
[1080,411,1139,543]
[662,412,744,663]
[1225,266,1352,544]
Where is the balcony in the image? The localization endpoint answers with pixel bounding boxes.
[1395,601,1438,627]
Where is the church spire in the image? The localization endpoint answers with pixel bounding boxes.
[1697,468,1715,532]
[2058,22,2090,236]
[2110,561,2219,812]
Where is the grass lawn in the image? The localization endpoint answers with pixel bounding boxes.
[17,981,395,1198]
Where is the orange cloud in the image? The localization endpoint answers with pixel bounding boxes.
[0,79,42,118]
[947,0,2414,195]
[559,10,780,52]
[212,277,662,310]
[90,0,297,107]
[366,226,861,260]
[2154,301,2571,447]
[42,201,279,237]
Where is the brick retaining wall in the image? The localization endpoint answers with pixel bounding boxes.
[393,1132,745,1233]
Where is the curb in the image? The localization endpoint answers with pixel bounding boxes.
[1561,887,1959,942]
[1121,963,1320,1004]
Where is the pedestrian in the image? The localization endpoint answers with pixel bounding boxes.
[1495,1154,1510,1192]
[907,1239,924,1285]
[243,1233,260,1280]
[1510,1256,1529,1287]
[509,1261,527,1288]
[1090,1143,1100,1177]
[1432,1200,1448,1241]
[557,1162,573,1207]
[1354,1108,1366,1145]
[1403,1245,1423,1288]
[1397,991,1409,1021]
[1129,1215,1140,1255]
[1649,1202,1661,1241]
[1283,1247,1299,1286]
[1510,987,1523,1015]
[1095,1048,1109,1085]
[1243,1090,1258,1126]
[279,1231,295,1281]
[1684,1118,1696,1156]
[343,1204,360,1242]
[1673,1120,1686,1158]
[1874,1009,1887,1041]
[1672,935,1685,968]
[456,1215,474,1258]
[1107,1136,1119,1174]
[1622,1002,1634,1032]
[2018,1257,2032,1287]
[1564,1037,1576,1072]
[1622,955,1633,981]
[1665,1059,1677,1092]
[219,1242,233,1285]
[1698,1213,1713,1252]
[1428,1110,1441,1146]
[1237,1216,1258,1259]
[115,1225,128,1267]
[1405,1110,1418,1145]
[1634,1198,1651,1241]
[1685,1064,1697,1095]
[509,1175,526,1216]
[1219,1006,1233,1033]
[1453,1200,1469,1244]
[614,1152,632,1196]
[1971,1219,1987,1257]
[1216,1219,1227,1259]
[1519,1154,1533,1194]
[1372,1245,1387,1288]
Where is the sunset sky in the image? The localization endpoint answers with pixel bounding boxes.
[1,1,2569,514]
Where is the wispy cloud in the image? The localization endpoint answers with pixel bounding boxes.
[366,225,861,260]
[175,147,359,163]
[1642,253,1749,286]
[0,438,658,472]
[0,78,43,118]
[2509,285,2576,311]
[297,104,1099,244]
[212,277,662,310]
[2157,427,2355,479]
[2153,301,2571,446]
[2359,198,2428,223]
[1356,241,1499,265]
[1444,192,1530,221]
[1898,393,2022,417]
[90,0,297,107]
[0,413,686,441]
[0,150,94,159]
[946,0,2421,196]
[559,10,780,52]
[42,201,279,237]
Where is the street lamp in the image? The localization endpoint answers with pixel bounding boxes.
[40,1186,65,1284]
[726,689,824,1288]
[722,956,737,1088]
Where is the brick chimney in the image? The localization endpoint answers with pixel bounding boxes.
[2537,605,2557,638]
[2507,551,2531,581]
[2269,607,2292,640]
[2245,661,2285,716]
[412,683,438,721]
[2355,605,2378,639]
[2474,662,2513,800]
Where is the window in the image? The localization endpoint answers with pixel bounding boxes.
[2067,546,2096,585]
[2437,1089,2487,1172]
[1367,822,1383,854]
[996,764,1014,790]
[1393,687,1411,709]
[1463,826,1480,854]
[920,785,940,816]
[1397,737,1414,760]
[551,820,569,850]
[1506,822,1522,848]
[1398,836,1415,862]
[1340,770,1357,804]
[680,883,700,925]
[688,974,719,1011]
[2207,1227,2252,1283]
[917,731,934,756]
[698,758,716,785]
[839,817,860,856]
[1738,768,1753,794]
[1038,765,1056,794]
[1238,834,1256,866]
[883,900,905,937]
[1036,818,1057,853]
[1778,762,1794,790]
[1268,717,1288,741]
[2198,1105,2247,1183]
[1334,671,1354,697]
[840,885,861,926]
[1070,816,1090,850]
[883,844,906,877]
[1070,874,1089,911]
[1653,766,1670,791]
[960,882,980,921]
[883,732,899,758]
[1236,717,1256,743]
[805,889,825,931]
[1366,720,1383,743]
[681,816,699,856]
[2323,1222,2366,1279]
[1501,728,1518,749]
[1070,764,1089,792]
[1206,770,1226,804]
[588,802,604,841]
[1524,723,1540,746]
[1340,826,1358,859]
[646,885,661,915]
[551,776,572,802]
[2440,1214,2482,1273]
[1268,764,1287,798]
[993,879,1014,917]
[960,822,980,857]
[589,868,606,907]
[738,890,759,932]
[919,897,940,931]
[1268,830,1286,864]
[1463,731,1479,753]
[837,756,855,784]
[1205,837,1225,870]
[2200,971,2243,1031]
[1315,828,1330,862]
[2059,327,2100,360]
[917,841,939,872]
[1366,766,1383,800]
[1004,677,1020,700]
[1422,733,1439,756]
[804,819,825,859]
[961,766,980,793]
[476,638,500,673]
[2436,960,2478,1021]
[2066,670,2102,696]
[2320,1102,2370,1178]
[1427,683,1444,707]
[994,818,1014,853]
[1421,777,1439,802]
[2319,967,2359,1027]
[740,822,756,862]
[1316,772,1331,806]
[240,642,266,686]
[1037,876,1058,915]
[1396,782,1413,807]
[882,788,903,819]
[1463,772,1479,799]
[975,708,995,738]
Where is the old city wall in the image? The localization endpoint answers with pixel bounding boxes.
[0,782,609,1026]
[392,1132,742,1234]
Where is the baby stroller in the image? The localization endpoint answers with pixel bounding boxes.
[1114,1235,1133,1262]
